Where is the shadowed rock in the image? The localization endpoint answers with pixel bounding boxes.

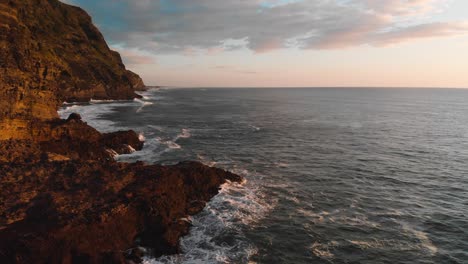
[0,118,242,263]
[0,0,145,139]
[0,1,243,262]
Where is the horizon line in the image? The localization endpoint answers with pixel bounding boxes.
[146,86,468,89]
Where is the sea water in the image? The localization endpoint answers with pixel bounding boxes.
[59,88,468,264]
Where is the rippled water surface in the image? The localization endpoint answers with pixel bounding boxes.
[59,88,468,264]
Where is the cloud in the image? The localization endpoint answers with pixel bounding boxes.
[236,70,258,75]
[114,49,156,65]
[212,65,257,74]
[371,21,468,46]
[361,0,445,17]
[67,0,468,55]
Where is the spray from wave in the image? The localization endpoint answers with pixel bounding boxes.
[135,98,154,113]
[145,175,274,264]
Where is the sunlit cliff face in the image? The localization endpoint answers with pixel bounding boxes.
[63,0,468,88]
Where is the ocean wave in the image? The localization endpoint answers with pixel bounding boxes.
[248,125,261,132]
[147,125,165,132]
[347,235,438,256]
[136,90,164,100]
[176,128,191,139]
[135,98,154,113]
[116,128,192,163]
[298,207,381,228]
[62,104,81,111]
[90,98,125,103]
[310,241,337,259]
[274,161,289,168]
[58,102,129,132]
[197,154,218,167]
[116,136,161,162]
[401,223,438,255]
[158,138,182,150]
[156,129,191,152]
[145,169,274,264]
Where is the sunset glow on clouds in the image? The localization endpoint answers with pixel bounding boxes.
[62,0,468,87]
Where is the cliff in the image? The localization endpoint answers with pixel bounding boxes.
[0,0,145,139]
[0,0,242,263]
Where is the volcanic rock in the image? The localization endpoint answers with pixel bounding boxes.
[0,0,145,139]
[0,1,243,262]
[0,118,242,263]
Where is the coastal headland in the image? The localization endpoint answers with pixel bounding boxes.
[0,0,242,263]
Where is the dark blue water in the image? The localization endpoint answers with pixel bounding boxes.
[60,88,468,264]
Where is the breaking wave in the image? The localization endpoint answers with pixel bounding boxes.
[145,171,274,264]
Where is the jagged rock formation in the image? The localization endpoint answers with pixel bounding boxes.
[0,116,242,263]
[0,0,145,139]
[0,0,243,263]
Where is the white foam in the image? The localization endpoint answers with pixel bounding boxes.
[144,129,191,154]
[135,98,154,113]
[175,128,191,140]
[90,98,120,103]
[157,137,182,150]
[197,154,218,167]
[274,162,289,168]
[349,239,394,250]
[145,171,274,264]
[249,125,261,132]
[116,136,163,162]
[62,104,81,111]
[341,222,438,255]
[148,125,165,132]
[298,207,381,228]
[401,224,438,255]
[310,241,337,259]
[58,103,126,132]
[167,141,182,149]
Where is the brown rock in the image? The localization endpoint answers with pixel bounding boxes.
[0,1,243,263]
[0,120,242,263]
[102,130,144,155]
[0,0,145,139]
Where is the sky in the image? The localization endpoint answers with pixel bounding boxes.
[61,0,468,88]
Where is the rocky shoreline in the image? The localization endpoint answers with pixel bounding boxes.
[0,115,242,263]
[0,0,242,263]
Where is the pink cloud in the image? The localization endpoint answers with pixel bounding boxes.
[362,0,447,17]
[372,21,468,46]
[251,38,284,53]
[116,49,156,65]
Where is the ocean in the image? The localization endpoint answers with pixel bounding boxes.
[59,88,468,264]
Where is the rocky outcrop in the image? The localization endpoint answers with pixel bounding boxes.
[0,116,242,263]
[0,0,242,262]
[0,0,145,139]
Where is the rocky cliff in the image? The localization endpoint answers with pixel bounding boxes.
[0,0,242,263]
[0,115,242,263]
[0,0,145,139]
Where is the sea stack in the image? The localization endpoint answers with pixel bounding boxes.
[0,0,242,263]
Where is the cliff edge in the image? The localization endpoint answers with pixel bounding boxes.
[0,0,242,263]
[0,0,145,139]
[0,116,242,263]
